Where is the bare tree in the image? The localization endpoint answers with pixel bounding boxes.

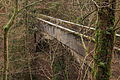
[3,0,18,80]
[2,0,42,80]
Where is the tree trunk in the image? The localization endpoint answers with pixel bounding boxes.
[93,0,116,80]
[3,31,8,80]
[2,0,18,80]
[2,1,42,80]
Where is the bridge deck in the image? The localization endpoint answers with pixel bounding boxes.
[36,15,120,58]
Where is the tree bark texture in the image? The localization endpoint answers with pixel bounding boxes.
[3,0,18,80]
[93,0,116,80]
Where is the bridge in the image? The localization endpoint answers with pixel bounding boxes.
[33,14,120,61]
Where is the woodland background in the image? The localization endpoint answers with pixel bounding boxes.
[0,0,120,80]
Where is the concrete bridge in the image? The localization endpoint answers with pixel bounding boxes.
[35,14,120,59]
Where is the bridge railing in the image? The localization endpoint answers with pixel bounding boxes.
[37,14,120,51]
[38,14,120,37]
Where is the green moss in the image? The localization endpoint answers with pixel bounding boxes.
[53,55,67,80]
[93,5,115,80]
[3,1,19,80]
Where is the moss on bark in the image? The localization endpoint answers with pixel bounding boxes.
[93,0,116,80]
[3,0,19,80]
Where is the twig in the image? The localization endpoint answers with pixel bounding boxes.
[91,0,99,9]
[114,26,120,31]
[83,60,93,80]
[113,17,120,31]
[82,9,96,21]
[117,76,120,80]
[18,0,43,13]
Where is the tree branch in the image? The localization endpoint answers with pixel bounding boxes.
[82,9,96,21]
[91,0,99,9]
[3,0,18,80]
[18,0,43,13]
[113,17,120,31]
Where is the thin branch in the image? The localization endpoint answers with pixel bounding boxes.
[82,9,96,21]
[3,0,18,80]
[114,17,120,28]
[117,76,120,80]
[114,26,120,31]
[113,17,120,31]
[91,0,99,9]
[18,0,43,13]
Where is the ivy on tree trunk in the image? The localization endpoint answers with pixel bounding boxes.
[93,0,116,80]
